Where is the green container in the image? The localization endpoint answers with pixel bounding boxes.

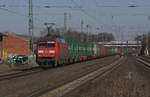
[96,44,100,55]
[65,39,94,57]
[106,47,112,55]
[108,47,115,54]
[112,48,115,54]
[66,40,76,57]
[87,42,94,56]
[93,43,100,56]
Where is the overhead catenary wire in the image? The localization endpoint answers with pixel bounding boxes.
[1,0,149,38]
[0,6,45,35]
[0,6,45,23]
[0,3,78,35]
[70,0,150,25]
[0,3,81,25]
[0,7,26,17]
[0,4,82,9]
[70,0,113,32]
[70,0,100,24]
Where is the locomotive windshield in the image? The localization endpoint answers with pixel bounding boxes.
[38,41,55,47]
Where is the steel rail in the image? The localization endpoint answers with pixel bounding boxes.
[136,56,150,68]
[0,67,43,81]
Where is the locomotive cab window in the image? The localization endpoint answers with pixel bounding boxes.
[38,41,55,47]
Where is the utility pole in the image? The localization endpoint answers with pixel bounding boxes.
[64,12,67,32]
[80,20,84,41]
[28,0,34,54]
[86,24,89,42]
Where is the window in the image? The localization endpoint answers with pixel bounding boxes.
[38,41,55,47]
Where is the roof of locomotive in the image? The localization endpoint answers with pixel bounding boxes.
[38,38,66,44]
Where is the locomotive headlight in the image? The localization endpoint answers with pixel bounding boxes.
[49,50,55,53]
[38,50,44,53]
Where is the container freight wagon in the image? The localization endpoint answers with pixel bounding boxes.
[66,40,94,61]
[93,43,100,58]
[106,47,112,55]
[105,47,117,55]
[117,48,121,55]
[111,47,116,54]
[100,45,106,56]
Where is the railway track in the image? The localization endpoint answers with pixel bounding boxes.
[142,56,150,59]
[0,67,43,81]
[26,56,126,97]
[136,56,150,68]
[140,56,150,62]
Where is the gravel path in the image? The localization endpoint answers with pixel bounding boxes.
[64,56,150,97]
[0,56,119,97]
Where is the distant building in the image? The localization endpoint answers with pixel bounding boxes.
[0,32,37,60]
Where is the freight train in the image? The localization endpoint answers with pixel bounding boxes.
[36,38,121,67]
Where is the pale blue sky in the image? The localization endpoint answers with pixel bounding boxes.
[0,0,150,40]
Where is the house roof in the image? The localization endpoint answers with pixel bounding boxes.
[0,32,7,36]
[0,32,38,42]
[13,34,38,43]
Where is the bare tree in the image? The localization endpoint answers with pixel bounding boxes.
[40,27,115,42]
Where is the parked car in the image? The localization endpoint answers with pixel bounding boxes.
[12,55,28,64]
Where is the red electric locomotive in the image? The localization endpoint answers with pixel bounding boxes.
[36,38,68,67]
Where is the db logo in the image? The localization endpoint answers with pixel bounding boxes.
[45,50,48,53]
